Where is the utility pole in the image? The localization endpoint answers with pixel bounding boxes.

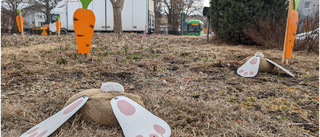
[180,13,185,35]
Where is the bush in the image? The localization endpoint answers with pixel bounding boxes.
[209,0,288,44]
[295,8,319,53]
[243,17,287,49]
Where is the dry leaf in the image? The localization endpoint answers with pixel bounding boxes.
[34,118,42,124]
[246,104,252,106]
[230,77,237,80]
[237,119,243,124]
[285,87,296,90]
[159,78,166,80]
[53,82,60,86]
[292,106,301,111]
[312,97,319,100]
[16,110,25,116]
[73,82,78,86]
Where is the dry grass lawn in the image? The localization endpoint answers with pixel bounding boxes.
[1,33,319,136]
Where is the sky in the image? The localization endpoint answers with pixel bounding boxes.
[203,0,210,7]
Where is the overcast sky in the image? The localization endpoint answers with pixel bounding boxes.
[203,0,210,7]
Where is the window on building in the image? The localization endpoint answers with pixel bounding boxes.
[305,1,311,9]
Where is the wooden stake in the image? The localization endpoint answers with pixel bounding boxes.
[58,17,61,36]
[282,0,294,64]
[19,12,24,40]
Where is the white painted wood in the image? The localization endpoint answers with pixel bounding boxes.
[111,96,171,137]
[237,56,260,77]
[265,58,295,77]
[20,96,88,137]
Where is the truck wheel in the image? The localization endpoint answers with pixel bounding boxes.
[61,29,68,35]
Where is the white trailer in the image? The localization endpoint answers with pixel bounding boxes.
[49,0,154,34]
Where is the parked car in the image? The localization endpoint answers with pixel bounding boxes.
[295,28,319,40]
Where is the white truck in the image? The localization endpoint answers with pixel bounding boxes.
[49,0,155,34]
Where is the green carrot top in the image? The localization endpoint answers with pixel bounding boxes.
[80,0,92,9]
[294,0,301,10]
[17,9,21,13]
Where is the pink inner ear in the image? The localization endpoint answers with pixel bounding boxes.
[149,134,159,137]
[136,135,143,137]
[250,58,258,65]
[26,127,39,135]
[154,124,166,134]
[243,72,248,76]
[249,71,254,75]
[63,99,83,114]
[117,100,136,116]
[36,130,48,137]
[239,70,244,73]
[29,132,38,137]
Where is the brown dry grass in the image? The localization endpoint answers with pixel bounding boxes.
[1,33,319,137]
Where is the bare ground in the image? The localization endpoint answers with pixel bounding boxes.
[1,33,319,137]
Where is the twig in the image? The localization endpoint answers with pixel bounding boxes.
[46,61,54,64]
[288,123,314,126]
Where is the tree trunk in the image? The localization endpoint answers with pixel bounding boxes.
[110,0,124,34]
[154,0,161,33]
[154,12,161,33]
[112,5,122,34]
[45,0,50,24]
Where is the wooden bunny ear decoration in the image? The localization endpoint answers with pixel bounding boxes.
[21,82,171,137]
[111,96,172,137]
[20,96,88,137]
[237,52,294,77]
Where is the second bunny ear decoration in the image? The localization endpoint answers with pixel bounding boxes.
[237,52,294,77]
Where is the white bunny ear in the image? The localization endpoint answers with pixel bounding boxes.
[111,96,171,137]
[237,56,260,77]
[265,58,294,77]
[20,96,88,137]
[101,82,125,93]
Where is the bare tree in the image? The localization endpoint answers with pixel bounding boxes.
[110,0,125,34]
[162,0,203,32]
[162,0,183,31]
[1,8,11,33]
[154,0,162,33]
[25,0,62,24]
[182,0,203,17]
[1,0,27,33]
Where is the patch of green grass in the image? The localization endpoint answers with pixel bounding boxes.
[56,58,68,65]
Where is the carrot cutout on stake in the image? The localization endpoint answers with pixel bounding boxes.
[16,9,24,39]
[56,16,61,36]
[284,10,299,59]
[73,0,95,54]
[282,0,299,64]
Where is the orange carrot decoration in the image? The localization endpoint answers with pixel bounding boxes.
[284,10,298,58]
[16,9,24,32]
[73,0,95,53]
[56,16,61,35]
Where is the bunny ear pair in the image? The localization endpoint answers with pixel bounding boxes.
[21,83,171,137]
[237,53,294,77]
